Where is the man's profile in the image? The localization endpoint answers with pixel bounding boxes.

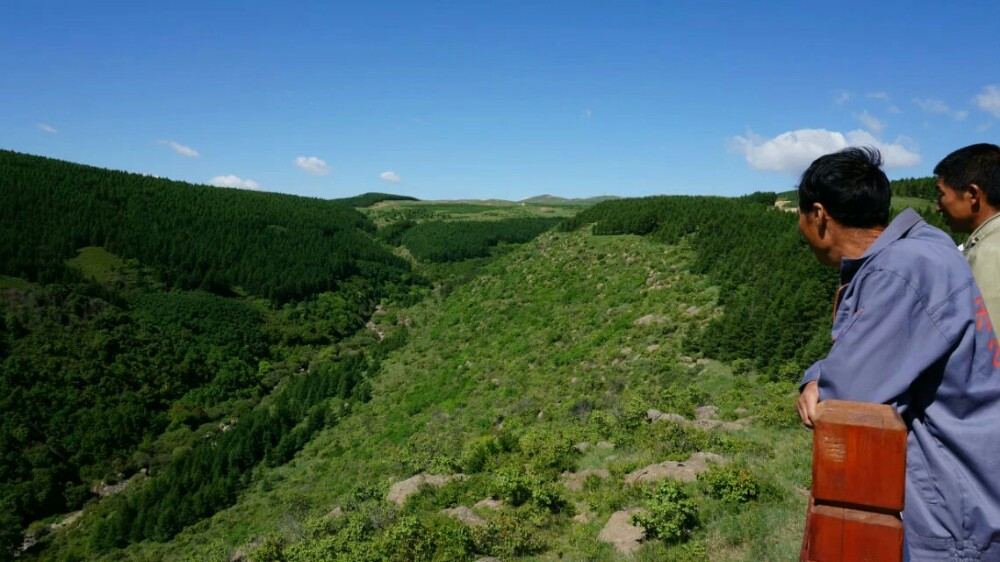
[934,142,1000,334]
[794,147,1000,560]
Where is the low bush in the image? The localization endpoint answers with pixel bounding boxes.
[698,464,763,504]
[632,481,700,544]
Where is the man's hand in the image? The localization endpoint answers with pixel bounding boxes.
[797,380,820,428]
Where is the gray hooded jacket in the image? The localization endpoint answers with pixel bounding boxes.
[801,208,1000,560]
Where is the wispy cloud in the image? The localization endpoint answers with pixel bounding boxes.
[293,156,331,176]
[728,128,920,174]
[888,104,902,114]
[379,171,402,183]
[855,110,885,134]
[978,121,993,132]
[834,91,852,105]
[583,109,592,119]
[210,175,261,190]
[866,92,891,101]
[158,139,200,157]
[913,98,968,120]
[37,122,57,134]
[974,85,1000,118]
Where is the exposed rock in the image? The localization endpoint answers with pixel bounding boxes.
[646,409,687,424]
[475,558,501,562]
[561,468,611,491]
[620,347,633,356]
[624,452,724,484]
[694,405,719,420]
[229,538,263,562]
[595,441,616,449]
[598,508,646,554]
[646,343,660,352]
[574,441,590,452]
[474,498,503,510]
[570,376,579,384]
[691,418,749,431]
[365,320,385,341]
[684,306,701,316]
[440,506,485,527]
[537,410,545,420]
[634,314,667,326]
[91,471,146,498]
[49,510,83,532]
[386,473,467,505]
[734,407,750,416]
[325,506,344,519]
[648,408,749,431]
[696,358,710,365]
[572,503,594,524]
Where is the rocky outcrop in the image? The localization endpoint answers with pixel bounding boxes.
[597,508,646,554]
[647,408,750,431]
[561,468,611,491]
[624,452,724,484]
[474,498,503,510]
[386,472,467,506]
[440,506,486,527]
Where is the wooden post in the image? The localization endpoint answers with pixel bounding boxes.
[800,400,907,562]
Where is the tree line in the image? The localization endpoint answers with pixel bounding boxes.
[0,150,413,304]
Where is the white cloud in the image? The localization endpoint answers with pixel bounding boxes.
[293,156,331,176]
[913,98,968,120]
[888,104,902,114]
[158,139,200,157]
[37,122,57,133]
[855,110,885,134]
[975,85,1000,118]
[210,175,261,190]
[379,171,402,183]
[728,128,920,174]
[867,92,891,101]
[834,91,852,105]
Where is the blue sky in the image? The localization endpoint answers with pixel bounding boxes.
[1,1,998,200]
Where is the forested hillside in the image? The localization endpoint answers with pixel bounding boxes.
[0,151,432,557]
[562,195,835,375]
[0,150,412,303]
[6,155,960,561]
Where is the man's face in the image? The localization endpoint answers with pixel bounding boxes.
[936,177,975,233]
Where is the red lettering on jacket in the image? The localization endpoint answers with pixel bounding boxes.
[975,296,1000,367]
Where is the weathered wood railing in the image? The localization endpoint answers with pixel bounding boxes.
[799,400,906,562]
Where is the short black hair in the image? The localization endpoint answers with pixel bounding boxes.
[797,146,891,228]
[933,143,1000,207]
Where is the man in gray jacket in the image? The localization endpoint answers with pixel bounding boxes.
[795,147,1000,560]
[934,143,1000,336]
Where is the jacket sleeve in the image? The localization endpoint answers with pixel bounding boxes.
[800,269,956,404]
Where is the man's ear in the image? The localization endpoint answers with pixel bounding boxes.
[967,183,983,204]
[813,203,829,235]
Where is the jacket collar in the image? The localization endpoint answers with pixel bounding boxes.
[839,208,924,285]
[965,212,1000,251]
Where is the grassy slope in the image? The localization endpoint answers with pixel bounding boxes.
[49,227,811,561]
[362,200,579,227]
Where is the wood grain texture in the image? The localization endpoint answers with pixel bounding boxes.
[801,400,907,561]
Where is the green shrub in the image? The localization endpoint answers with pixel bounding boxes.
[698,465,762,504]
[472,510,543,558]
[518,428,575,473]
[460,436,501,473]
[632,481,700,544]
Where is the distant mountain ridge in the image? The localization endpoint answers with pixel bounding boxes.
[519,194,621,205]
